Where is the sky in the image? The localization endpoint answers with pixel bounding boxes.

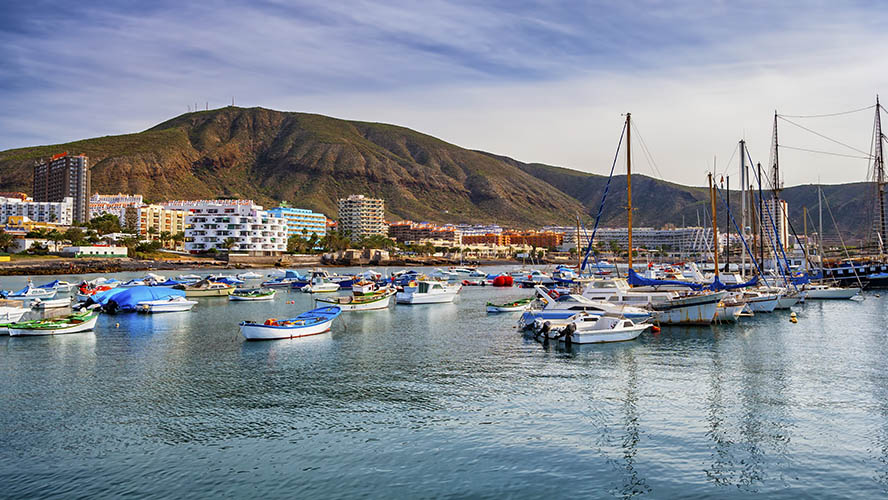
[2,0,887,187]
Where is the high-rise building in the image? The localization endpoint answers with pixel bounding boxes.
[33,153,90,223]
[337,195,385,241]
[267,207,327,239]
[761,198,790,253]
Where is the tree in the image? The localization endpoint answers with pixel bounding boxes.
[222,237,239,253]
[287,234,309,254]
[159,231,172,249]
[63,227,85,246]
[609,240,621,256]
[171,232,185,249]
[87,214,121,235]
[0,229,14,252]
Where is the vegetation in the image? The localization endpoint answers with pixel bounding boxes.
[0,229,13,252]
[84,214,122,235]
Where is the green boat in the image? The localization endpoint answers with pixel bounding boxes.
[229,288,276,301]
[486,297,533,313]
[7,310,99,336]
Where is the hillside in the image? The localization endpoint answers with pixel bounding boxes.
[0,106,877,240]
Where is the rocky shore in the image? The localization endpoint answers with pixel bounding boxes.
[0,257,229,276]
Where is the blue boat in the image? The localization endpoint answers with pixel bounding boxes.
[239,306,342,340]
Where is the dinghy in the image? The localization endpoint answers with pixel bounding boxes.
[316,289,396,311]
[137,296,198,313]
[240,306,342,340]
[486,297,533,313]
[7,310,99,337]
[535,313,651,344]
[229,288,276,301]
[236,271,264,280]
[31,297,74,309]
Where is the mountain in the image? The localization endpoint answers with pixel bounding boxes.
[0,106,876,240]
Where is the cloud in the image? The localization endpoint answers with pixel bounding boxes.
[1,0,886,187]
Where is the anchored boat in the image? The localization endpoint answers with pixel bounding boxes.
[137,296,198,313]
[396,280,460,304]
[7,310,99,337]
[240,306,342,340]
[316,288,396,311]
[229,288,276,301]
[486,297,533,313]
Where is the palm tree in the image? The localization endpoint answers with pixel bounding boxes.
[171,232,185,249]
[222,237,239,253]
[0,229,14,253]
[159,231,172,249]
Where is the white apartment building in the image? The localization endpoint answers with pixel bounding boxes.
[337,195,385,241]
[546,225,716,256]
[89,193,144,221]
[0,196,74,226]
[163,200,287,255]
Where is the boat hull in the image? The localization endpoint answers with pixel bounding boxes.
[487,305,526,313]
[240,319,334,340]
[137,301,197,313]
[229,292,276,301]
[184,288,234,297]
[395,292,457,304]
[567,324,650,344]
[805,287,860,299]
[746,296,779,313]
[316,294,393,311]
[8,315,98,336]
[715,304,744,323]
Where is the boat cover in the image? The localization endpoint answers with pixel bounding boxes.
[91,286,185,311]
[627,268,704,290]
[37,280,61,289]
[708,275,759,290]
[213,277,244,285]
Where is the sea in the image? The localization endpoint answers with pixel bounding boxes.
[1,267,886,499]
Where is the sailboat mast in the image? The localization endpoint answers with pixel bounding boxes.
[875,95,886,252]
[626,113,633,271]
[804,206,809,275]
[758,163,765,270]
[740,139,746,278]
[726,175,730,273]
[576,214,581,272]
[709,172,719,278]
[819,184,824,279]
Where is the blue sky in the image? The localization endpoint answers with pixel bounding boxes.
[2,0,886,186]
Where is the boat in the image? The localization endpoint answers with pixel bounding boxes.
[301,274,340,293]
[0,299,29,332]
[429,268,459,281]
[240,306,342,340]
[714,299,745,323]
[263,270,308,288]
[535,313,651,344]
[803,283,861,299]
[236,271,264,280]
[582,277,725,325]
[733,290,780,313]
[36,280,76,293]
[175,279,235,297]
[137,296,198,313]
[31,297,74,309]
[7,311,99,337]
[229,288,276,301]
[486,297,533,313]
[352,280,381,295]
[316,288,396,311]
[175,274,202,282]
[519,285,652,328]
[3,283,57,301]
[396,280,460,304]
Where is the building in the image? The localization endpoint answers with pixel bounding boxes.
[338,195,385,241]
[33,153,90,223]
[0,196,73,226]
[547,225,715,255]
[504,231,564,248]
[462,233,510,246]
[89,193,144,222]
[761,198,790,254]
[2,215,67,234]
[61,245,128,258]
[120,204,188,248]
[163,200,287,255]
[0,192,28,201]
[388,221,459,244]
[452,223,503,236]
[267,207,327,239]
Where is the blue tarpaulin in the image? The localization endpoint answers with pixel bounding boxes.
[97,286,185,312]
[708,275,759,290]
[37,280,60,289]
[627,269,704,290]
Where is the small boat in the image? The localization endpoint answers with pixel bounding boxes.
[0,299,29,333]
[37,280,76,293]
[175,274,202,282]
[804,283,861,299]
[316,288,396,311]
[352,280,380,296]
[240,306,342,340]
[236,271,264,280]
[535,313,651,344]
[428,268,459,281]
[7,311,99,336]
[229,288,276,301]
[3,283,57,300]
[396,280,460,304]
[486,297,533,313]
[175,279,235,297]
[137,296,198,313]
[263,270,307,288]
[301,275,340,293]
[31,297,74,309]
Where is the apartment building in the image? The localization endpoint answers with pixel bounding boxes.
[89,193,144,221]
[546,226,715,255]
[503,231,564,248]
[337,195,385,241]
[267,207,327,239]
[33,153,90,223]
[0,196,73,225]
[163,199,287,255]
[387,221,459,244]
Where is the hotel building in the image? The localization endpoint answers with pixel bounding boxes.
[33,153,90,223]
[338,195,385,241]
[267,207,327,239]
[89,193,144,222]
[547,225,716,255]
[163,200,287,255]
[387,221,459,244]
[0,196,74,226]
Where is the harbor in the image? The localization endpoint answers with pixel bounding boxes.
[0,266,885,498]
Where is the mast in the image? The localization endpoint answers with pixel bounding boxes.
[740,139,746,278]
[575,214,582,272]
[772,111,782,200]
[626,113,633,271]
[758,163,765,271]
[819,184,824,280]
[803,206,809,275]
[709,172,719,279]
[875,95,886,253]
[725,175,730,273]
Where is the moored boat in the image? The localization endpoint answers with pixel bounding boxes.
[486,297,533,313]
[316,289,396,311]
[240,306,342,340]
[229,288,276,301]
[396,280,460,304]
[175,279,235,297]
[7,311,99,336]
[137,296,198,313]
[536,313,651,344]
[803,283,861,299]
[31,297,74,309]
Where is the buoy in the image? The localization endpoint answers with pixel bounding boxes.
[790,312,797,323]
[115,323,119,328]
[651,325,661,333]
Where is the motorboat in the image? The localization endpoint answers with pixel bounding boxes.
[31,297,74,309]
[429,268,459,281]
[733,290,780,313]
[3,283,57,301]
[301,275,340,293]
[236,271,264,280]
[175,279,235,297]
[36,280,76,293]
[175,274,202,282]
[803,283,861,299]
[137,296,198,313]
[535,313,651,344]
[581,277,724,325]
[486,297,533,313]
[264,270,308,288]
[530,285,652,320]
[0,299,29,331]
[396,280,460,304]
[229,288,276,301]
[7,310,99,337]
[240,306,342,340]
[316,288,396,311]
[515,269,556,287]
[352,280,381,295]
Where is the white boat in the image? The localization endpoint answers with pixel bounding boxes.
[582,278,724,325]
[0,300,29,332]
[530,285,652,321]
[240,306,342,340]
[8,311,99,336]
[36,280,76,293]
[31,297,74,309]
[4,283,57,300]
[734,290,780,313]
[396,280,460,304]
[301,275,340,293]
[537,313,651,344]
[175,274,202,282]
[176,280,235,297]
[229,289,276,301]
[236,271,264,280]
[316,289,396,311]
[486,298,533,313]
[429,268,459,281]
[804,283,861,299]
[137,296,198,313]
[714,301,744,323]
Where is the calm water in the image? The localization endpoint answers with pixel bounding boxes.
[2,267,887,499]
